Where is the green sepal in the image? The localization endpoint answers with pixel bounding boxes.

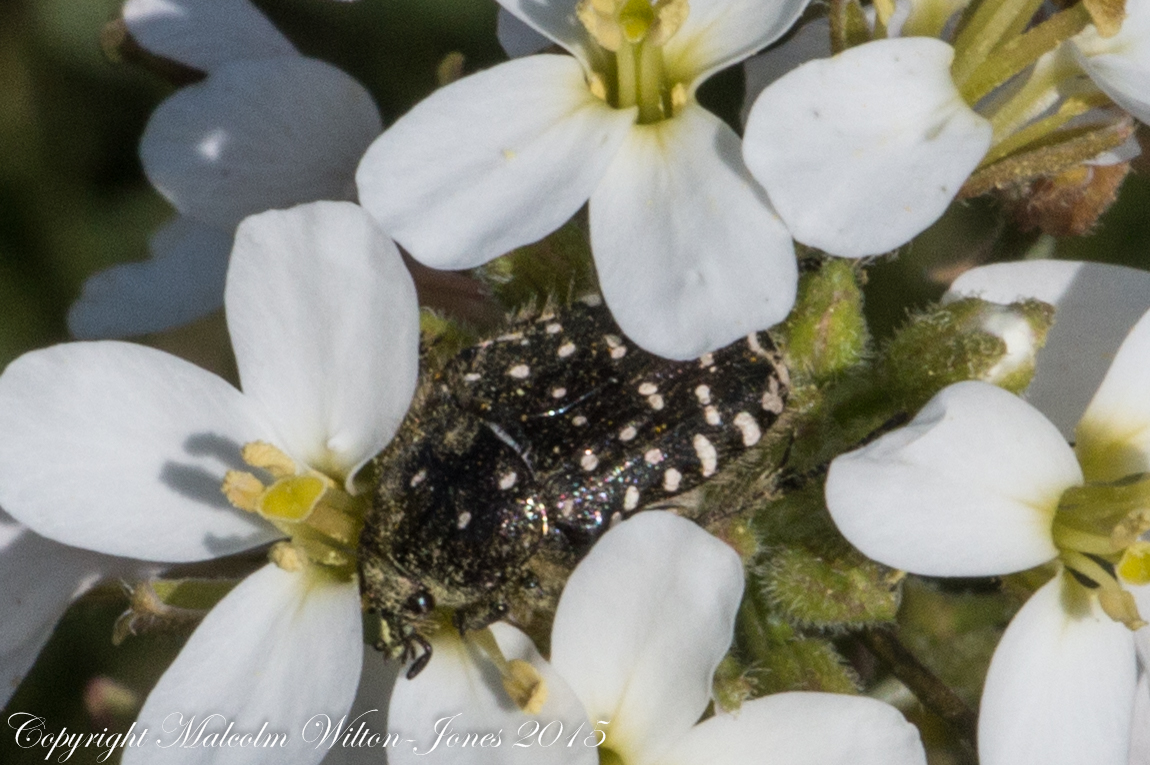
[474,221,598,313]
[712,654,755,713]
[419,308,481,372]
[113,577,239,645]
[761,547,901,629]
[753,483,901,629]
[778,259,870,385]
[962,115,1136,198]
[150,578,237,610]
[737,590,860,695]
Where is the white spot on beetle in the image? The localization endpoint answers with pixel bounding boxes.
[761,378,785,414]
[581,294,603,307]
[609,511,623,527]
[546,323,563,334]
[619,425,637,441]
[457,511,472,529]
[463,373,481,383]
[699,353,715,368]
[624,485,640,511]
[704,405,721,426]
[734,411,762,446]
[560,498,575,517]
[581,452,599,471]
[693,434,718,476]
[663,468,682,492]
[552,387,567,399]
[497,332,524,342]
[647,394,665,410]
[499,471,518,490]
[409,468,427,487]
[572,415,588,426]
[695,384,711,405]
[558,342,576,358]
[644,448,664,465]
[638,382,658,396]
[611,345,627,359]
[508,364,530,379]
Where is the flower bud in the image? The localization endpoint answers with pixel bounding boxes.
[882,297,1054,409]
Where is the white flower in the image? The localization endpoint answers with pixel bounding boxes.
[742,0,1148,257]
[356,0,809,360]
[0,201,418,764]
[824,288,1150,763]
[743,36,992,257]
[69,0,382,340]
[387,511,929,765]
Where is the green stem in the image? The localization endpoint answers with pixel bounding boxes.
[859,627,978,744]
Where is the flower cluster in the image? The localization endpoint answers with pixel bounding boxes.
[4,0,1150,764]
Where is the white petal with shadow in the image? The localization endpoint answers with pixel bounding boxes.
[0,342,278,562]
[141,57,381,230]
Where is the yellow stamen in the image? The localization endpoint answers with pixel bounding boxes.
[471,628,549,714]
[242,441,298,478]
[504,660,549,715]
[222,470,264,512]
[270,541,306,572]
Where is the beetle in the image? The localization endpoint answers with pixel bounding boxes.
[359,296,787,677]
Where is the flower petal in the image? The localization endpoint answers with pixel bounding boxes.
[743,37,991,257]
[978,575,1137,765]
[550,512,744,762]
[357,55,634,270]
[68,216,232,339]
[741,18,831,128]
[661,692,926,765]
[825,381,1079,576]
[665,0,813,88]
[1077,307,1150,481]
[1073,0,1150,125]
[1130,672,1150,765]
[141,57,381,230]
[0,512,137,708]
[122,0,297,72]
[226,202,419,485]
[125,565,363,765]
[494,0,595,65]
[0,342,277,561]
[590,104,797,359]
[498,8,554,58]
[387,623,593,765]
[946,261,1150,440]
[315,649,400,765]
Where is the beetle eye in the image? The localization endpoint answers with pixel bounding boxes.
[405,591,435,615]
